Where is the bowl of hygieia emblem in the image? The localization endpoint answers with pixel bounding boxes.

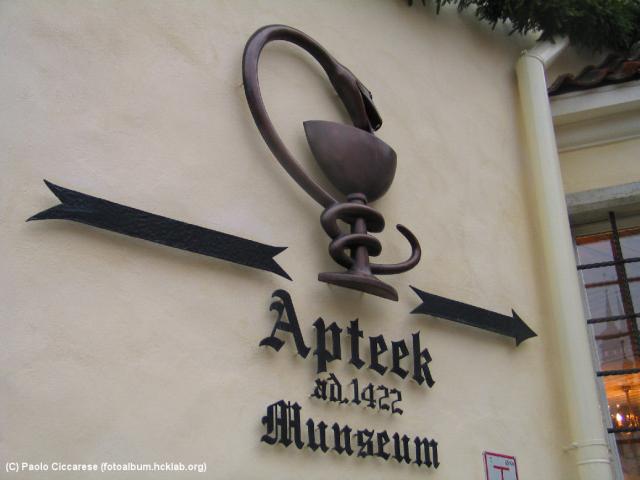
[303,120,397,202]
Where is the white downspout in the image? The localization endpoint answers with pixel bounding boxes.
[516,39,614,480]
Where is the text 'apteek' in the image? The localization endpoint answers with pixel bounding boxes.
[259,290,435,387]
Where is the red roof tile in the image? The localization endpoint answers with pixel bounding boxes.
[548,53,640,96]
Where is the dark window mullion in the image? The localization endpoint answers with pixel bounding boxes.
[597,368,640,376]
[588,312,640,324]
[609,212,640,360]
[577,257,640,270]
[608,426,640,434]
[585,276,640,289]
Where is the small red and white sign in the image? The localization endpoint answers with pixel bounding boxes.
[483,451,519,480]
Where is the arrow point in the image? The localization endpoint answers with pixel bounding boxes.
[512,310,537,346]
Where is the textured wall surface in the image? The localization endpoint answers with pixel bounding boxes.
[1,1,573,478]
[560,138,640,194]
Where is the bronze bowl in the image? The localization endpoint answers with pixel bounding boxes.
[304,120,397,203]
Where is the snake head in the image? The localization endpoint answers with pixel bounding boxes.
[356,80,382,132]
[329,63,382,133]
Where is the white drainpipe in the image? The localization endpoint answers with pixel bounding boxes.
[516,39,614,480]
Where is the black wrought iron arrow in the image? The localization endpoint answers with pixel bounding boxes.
[28,180,291,280]
[410,286,536,346]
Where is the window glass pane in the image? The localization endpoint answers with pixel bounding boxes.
[593,319,640,371]
[627,263,640,283]
[615,431,640,478]
[621,230,640,259]
[632,280,640,313]
[580,265,618,288]
[577,236,614,265]
[607,373,640,428]
[622,229,640,281]
[583,284,625,319]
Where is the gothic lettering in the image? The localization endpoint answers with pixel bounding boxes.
[261,400,304,449]
[332,423,353,456]
[412,332,435,387]
[310,378,327,401]
[261,290,436,389]
[347,319,365,369]
[306,419,329,453]
[376,431,391,460]
[356,429,374,458]
[261,401,439,469]
[369,335,388,376]
[391,340,410,379]
[310,375,403,415]
[414,437,439,468]
[313,318,342,374]
[392,433,412,464]
[259,290,310,358]
[326,373,347,404]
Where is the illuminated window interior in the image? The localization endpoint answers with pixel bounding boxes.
[576,213,640,479]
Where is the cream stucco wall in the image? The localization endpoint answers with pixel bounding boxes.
[548,47,640,196]
[1,1,574,479]
[560,138,640,194]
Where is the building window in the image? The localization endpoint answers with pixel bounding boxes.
[575,212,640,479]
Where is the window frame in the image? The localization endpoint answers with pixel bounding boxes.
[573,211,640,480]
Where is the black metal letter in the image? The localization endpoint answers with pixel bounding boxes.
[259,290,310,358]
[310,378,328,400]
[327,373,347,403]
[347,319,365,369]
[414,437,439,468]
[392,433,412,464]
[376,431,391,461]
[356,429,375,458]
[306,419,330,453]
[260,400,304,449]
[313,318,342,374]
[411,332,435,387]
[369,335,388,376]
[331,423,354,456]
[261,401,283,446]
[391,340,409,379]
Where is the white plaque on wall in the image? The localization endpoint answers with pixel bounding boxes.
[483,451,519,480]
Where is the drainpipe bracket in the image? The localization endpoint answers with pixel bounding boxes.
[519,37,570,69]
[563,439,609,452]
[520,50,546,67]
[577,458,612,466]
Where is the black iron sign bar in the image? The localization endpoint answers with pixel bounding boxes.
[29,181,290,279]
[411,287,537,345]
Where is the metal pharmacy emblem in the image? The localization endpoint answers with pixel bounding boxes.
[243,25,421,301]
